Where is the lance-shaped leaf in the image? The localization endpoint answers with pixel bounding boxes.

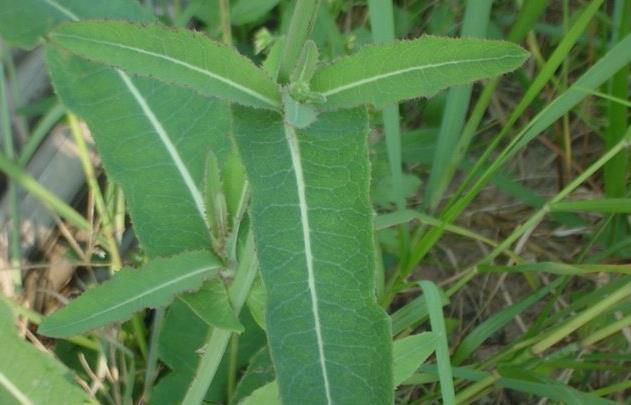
[50,21,281,109]
[48,46,231,257]
[0,0,153,49]
[39,250,222,338]
[0,300,93,404]
[310,36,528,110]
[232,106,392,404]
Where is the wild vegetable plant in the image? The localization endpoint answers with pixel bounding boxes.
[0,1,530,403]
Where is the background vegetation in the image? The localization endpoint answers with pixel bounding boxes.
[0,0,630,403]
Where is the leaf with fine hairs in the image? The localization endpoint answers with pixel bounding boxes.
[39,250,222,338]
[177,279,244,333]
[310,36,528,110]
[0,300,94,404]
[50,21,281,109]
[0,0,153,49]
[47,46,231,257]
[232,106,392,404]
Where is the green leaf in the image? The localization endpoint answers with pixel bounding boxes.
[262,36,285,81]
[277,0,322,83]
[0,0,153,49]
[50,21,281,109]
[0,300,93,404]
[283,91,318,128]
[393,332,436,386]
[310,36,528,110]
[232,348,275,404]
[157,299,208,375]
[240,381,280,405]
[178,279,244,333]
[47,46,230,257]
[232,333,437,403]
[38,250,221,338]
[231,0,279,25]
[223,149,248,228]
[290,40,320,84]
[204,151,229,251]
[232,107,392,404]
[246,275,267,331]
[156,300,266,404]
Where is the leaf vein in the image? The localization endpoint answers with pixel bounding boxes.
[321,54,525,97]
[42,264,218,334]
[43,0,79,21]
[284,123,333,404]
[117,69,209,228]
[52,32,279,108]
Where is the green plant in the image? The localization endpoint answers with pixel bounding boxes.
[2,1,630,404]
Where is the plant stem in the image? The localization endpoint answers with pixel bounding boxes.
[278,0,321,83]
[227,332,239,400]
[183,231,258,404]
[218,0,232,46]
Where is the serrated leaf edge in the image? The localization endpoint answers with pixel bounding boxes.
[39,261,220,337]
[50,28,280,109]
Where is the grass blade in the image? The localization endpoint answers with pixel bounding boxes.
[551,198,631,213]
[480,262,631,276]
[451,278,562,365]
[424,0,493,211]
[367,0,409,264]
[419,280,455,404]
[407,30,631,272]
[603,0,631,200]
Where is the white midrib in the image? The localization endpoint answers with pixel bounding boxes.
[43,0,79,21]
[117,70,209,228]
[44,265,217,334]
[51,32,279,108]
[42,2,208,227]
[321,54,524,97]
[284,124,333,405]
[0,372,33,405]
